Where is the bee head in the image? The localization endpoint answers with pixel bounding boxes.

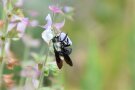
[52,36,60,43]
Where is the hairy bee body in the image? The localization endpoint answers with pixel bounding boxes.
[52,32,73,69]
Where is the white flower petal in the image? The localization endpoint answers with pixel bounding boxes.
[42,29,53,44]
[43,14,52,29]
[46,14,52,24]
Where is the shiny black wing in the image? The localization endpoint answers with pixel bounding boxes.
[54,51,63,69]
[64,47,72,55]
[53,45,63,69]
[63,52,73,66]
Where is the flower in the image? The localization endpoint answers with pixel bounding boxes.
[3,74,15,88]
[28,10,39,17]
[49,5,63,14]
[20,64,41,89]
[32,79,39,89]
[43,14,65,30]
[62,6,74,20]
[22,34,40,48]
[63,6,74,13]
[30,20,39,27]
[43,14,52,29]
[16,18,29,36]
[7,58,18,70]
[21,65,40,78]
[0,20,4,28]
[15,0,24,7]
[53,19,65,30]
[42,28,53,44]
[41,14,65,44]
[42,14,53,44]
[7,15,29,38]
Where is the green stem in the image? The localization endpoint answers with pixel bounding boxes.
[39,45,46,55]
[37,0,59,88]
[23,46,30,61]
[0,0,9,88]
[19,46,30,86]
[0,39,6,89]
[19,31,32,86]
[24,78,32,88]
[37,47,50,90]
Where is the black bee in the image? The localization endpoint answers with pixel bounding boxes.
[52,32,73,69]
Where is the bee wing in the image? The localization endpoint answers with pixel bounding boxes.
[65,48,72,55]
[54,50,63,69]
[63,52,73,66]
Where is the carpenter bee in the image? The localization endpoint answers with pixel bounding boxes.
[52,32,73,69]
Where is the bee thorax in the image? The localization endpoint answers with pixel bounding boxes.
[54,42,61,51]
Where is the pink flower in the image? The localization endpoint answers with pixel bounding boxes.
[22,34,40,47]
[15,0,24,7]
[43,14,52,29]
[28,10,39,17]
[17,18,29,32]
[63,6,74,13]
[30,20,39,27]
[49,5,63,14]
[42,14,53,44]
[7,15,29,37]
[21,65,40,78]
[53,19,65,30]
[42,14,65,30]
[42,14,65,44]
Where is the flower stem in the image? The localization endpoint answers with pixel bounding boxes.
[0,1,9,88]
[19,31,31,86]
[19,46,30,86]
[0,39,6,89]
[37,47,50,89]
[39,45,46,55]
[23,46,30,61]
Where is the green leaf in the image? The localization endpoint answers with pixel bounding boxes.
[51,69,59,76]
[44,67,49,76]
[48,62,59,76]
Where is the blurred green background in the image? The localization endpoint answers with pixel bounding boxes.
[4,0,135,90]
